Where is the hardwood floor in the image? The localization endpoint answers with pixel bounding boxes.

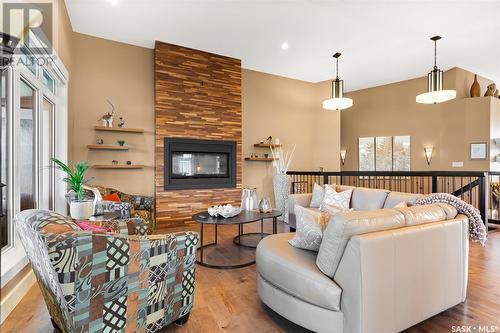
[2,222,500,333]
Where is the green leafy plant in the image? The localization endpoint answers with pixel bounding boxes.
[52,158,91,201]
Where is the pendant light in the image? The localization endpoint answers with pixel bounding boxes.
[416,36,456,104]
[323,53,353,110]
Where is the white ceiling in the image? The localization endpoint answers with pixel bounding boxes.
[64,0,500,91]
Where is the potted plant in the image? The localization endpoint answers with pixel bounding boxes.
[52,158,94,219]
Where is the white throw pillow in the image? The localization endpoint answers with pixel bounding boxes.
[288,205,328,251]
[309,183,325,208]
[321,185,352,211]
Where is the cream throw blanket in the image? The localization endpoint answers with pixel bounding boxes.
[415,193,487,246]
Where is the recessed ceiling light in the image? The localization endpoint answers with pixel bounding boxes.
[107,0,119,5]
[281,42,289,50]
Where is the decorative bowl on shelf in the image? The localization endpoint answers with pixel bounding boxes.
[208,204,241,218]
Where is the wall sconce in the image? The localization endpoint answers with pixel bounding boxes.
[424,147,433,165]
[340,149,347,165]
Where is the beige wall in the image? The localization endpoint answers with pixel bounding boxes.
[54,0,74,72]
[338,67,495,171]
[242,69,340,200]
[69,33,155,195]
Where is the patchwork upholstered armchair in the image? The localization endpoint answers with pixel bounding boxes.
[90,186,155,233]
[16,210,197,333]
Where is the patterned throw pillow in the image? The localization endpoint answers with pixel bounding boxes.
[320,203,353,222]
[320,185,352,211]
[310,183,325,208]
[288,205,326,251]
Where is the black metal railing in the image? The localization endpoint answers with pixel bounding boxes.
[287,171,491,226]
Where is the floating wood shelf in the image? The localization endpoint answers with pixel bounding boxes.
[93,165,144,169]
[87,145,129,150]
[244,157,275,162]
[253,143,282,148]
[94,126,144,133]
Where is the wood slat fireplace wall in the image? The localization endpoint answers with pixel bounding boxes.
[154,41,242,230]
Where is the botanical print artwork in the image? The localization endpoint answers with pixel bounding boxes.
[359,136,411,171]
[359,137,375,171]
[393,136,411,171]
[375,136,392,171]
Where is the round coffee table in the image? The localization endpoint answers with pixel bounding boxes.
[192,210,282,269]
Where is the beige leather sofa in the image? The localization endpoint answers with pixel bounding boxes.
[256,186,469,333]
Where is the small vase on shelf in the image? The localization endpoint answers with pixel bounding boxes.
[470,74,481,98]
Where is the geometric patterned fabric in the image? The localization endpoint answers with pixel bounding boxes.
[16,209,197,333]
[88,186,155,234]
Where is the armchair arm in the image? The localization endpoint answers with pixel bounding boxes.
[45,230,198,332]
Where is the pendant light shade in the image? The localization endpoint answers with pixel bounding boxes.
[323,53,353,110]
[416,36,456,104]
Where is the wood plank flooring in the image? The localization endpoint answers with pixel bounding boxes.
[2,222,500,333]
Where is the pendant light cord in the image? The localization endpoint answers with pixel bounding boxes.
[434,39,437,69]
[336,56,339,80]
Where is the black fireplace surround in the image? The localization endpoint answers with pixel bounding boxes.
[164,138,236,190]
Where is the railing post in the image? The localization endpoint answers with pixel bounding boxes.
[323,173,329,186]
[431,175,438,193]
[479,173,488,228]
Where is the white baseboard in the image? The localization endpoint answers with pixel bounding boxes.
[0,270,36,324]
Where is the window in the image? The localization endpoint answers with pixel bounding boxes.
[40,98,54,210]
[0,70,7,248]
[42,70,55,94]
[359,136,411,171]
[19,80,36,211]
[1,53,67,252]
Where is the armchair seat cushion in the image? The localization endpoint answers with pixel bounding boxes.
[257,233,342,311]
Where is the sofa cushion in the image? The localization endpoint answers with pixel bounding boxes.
[383,191,424,208]
[316,208,405,277]
[351,187,390,211]
[257,233,342,311]
[395,203,456,225]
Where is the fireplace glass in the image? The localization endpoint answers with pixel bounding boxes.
[172,152,229,179]
[164,138,236,190]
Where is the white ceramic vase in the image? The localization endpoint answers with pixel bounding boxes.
[70,200,94,220]
[273,174,291,223]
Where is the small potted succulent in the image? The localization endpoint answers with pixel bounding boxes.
[52,158,94,219]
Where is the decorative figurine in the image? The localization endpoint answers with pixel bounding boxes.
[117,117,125,128]
[98,99,115,127]
[96,138,104,145]
[485,83,498,97]
[126,160,132,165]
[117,140,125,146]
[266,136,273,145]
[112,160,118,165]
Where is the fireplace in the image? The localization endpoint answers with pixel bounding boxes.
[164,138,236,190]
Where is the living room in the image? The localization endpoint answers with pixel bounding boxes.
[1,0,500,332]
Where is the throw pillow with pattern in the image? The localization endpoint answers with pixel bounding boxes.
[288,205,326,251]
[320,185,352,211]
[310,183,325,208]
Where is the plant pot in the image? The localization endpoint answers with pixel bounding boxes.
[70,200,94,220]
[273,174,291,223]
